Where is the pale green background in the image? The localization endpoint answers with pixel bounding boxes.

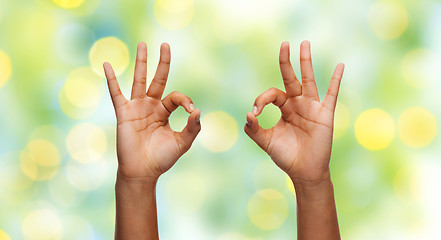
[0,0,440,239]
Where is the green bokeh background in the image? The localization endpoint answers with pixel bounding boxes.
[0,0,440,239]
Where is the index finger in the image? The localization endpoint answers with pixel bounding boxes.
[103,62,128,110]
[322,63,345,112]
[146,43,171,99]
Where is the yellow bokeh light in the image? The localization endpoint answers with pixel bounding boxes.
[247,189,289,230]
[27,139,60,166]
[398,107,437,148]
[20,139,60,181]
[66,122,107,163]
[199,111,239,152]
[29,125,65,154]
[354,109,395,150]
[89,37,129,76]
[154,0,194,30]
[59,88,96,119]
[52,0,85,9]
[334,102,351,139]
[22,209,63,240]
[0,151,34,192]
[368,1,408,40]
[63,67,104,108]
[393,165,421,203]
[401,49,441,89]
[286,175,295,195]
[0,50,12,88]
[58,67,104,120]
[218,233,248,240]
[0,230,11,240]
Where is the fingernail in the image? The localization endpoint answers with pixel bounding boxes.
[252,106,257,115]
[189,104,194,111]
[246,120,250,126]
[195,114,200,123]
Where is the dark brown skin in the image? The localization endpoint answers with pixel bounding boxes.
[105,40,343,240]
[104,42,201,240]
[245,41,344,240]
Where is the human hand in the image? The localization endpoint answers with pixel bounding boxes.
[104,42,201,181]
[244,41,344,184]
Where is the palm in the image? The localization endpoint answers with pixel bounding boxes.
[245,41,344,182]
[269,97,334,181]
[105,43,201,179]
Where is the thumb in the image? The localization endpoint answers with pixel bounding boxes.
[244,112,271,151]
[177,109,201,153]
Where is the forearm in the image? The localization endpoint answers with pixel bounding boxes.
[115,173,159,240]
[292,176,340,240]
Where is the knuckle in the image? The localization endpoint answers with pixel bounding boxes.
[279,58,289,65]
[136,57,147,63]
[268,87,281,94]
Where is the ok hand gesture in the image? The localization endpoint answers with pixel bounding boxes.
[104,42,201,181]
[245,41,344,184]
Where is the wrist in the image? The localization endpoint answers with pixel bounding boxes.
[116,169,159,192]
[291,175,335,203]
[289,170,331,187]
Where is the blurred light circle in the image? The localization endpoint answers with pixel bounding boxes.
[63,215,95,240]
[89,37,129,76]
[66,159,108,191]
[66,122,107,163]
[49,173,85,207]
[368,1,408,40]
[26,140,59,167]
[20,139,60,181]
[29,125,66,153]
[199,111,239,152]
[156,0,193,12]
[52,0,85,9]
[55,23,95,65]
[333,102,351,139]
[59,87,96,119]
[393,165,421,203]
[0,230,11,240]
[0,152,33,192]
[22,209,63,240]
[218,232,248,240]
[401,49,441,89]
[0,50,12,88]
[154,0,194,30]
[58,67,104,119]
[63,67,104,108]
[398,107,437,148]
[166,172,207,211]
[247,189,289,230]
[354,109,395,150]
